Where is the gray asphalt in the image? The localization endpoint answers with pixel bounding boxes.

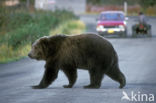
[0,15,156,103]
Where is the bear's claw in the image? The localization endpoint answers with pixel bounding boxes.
[63,85,73,88]
[32,85,45,89]
[83,84,100,89]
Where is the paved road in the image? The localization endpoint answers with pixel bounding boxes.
[0,15,156,103]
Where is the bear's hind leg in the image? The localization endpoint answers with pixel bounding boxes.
[84,69,104,89]
[106,67,126,88]
[62,68,77,88]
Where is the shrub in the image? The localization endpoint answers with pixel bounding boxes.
[50,20,85,35]
[0,9,78,48]
[0,9,85,63]
[0,43,31,63]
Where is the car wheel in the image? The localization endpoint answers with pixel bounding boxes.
[132,28,137,38]
[147,29,152,37]
[98,32,104,36]
[120,30,127,38]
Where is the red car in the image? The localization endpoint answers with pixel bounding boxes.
[96,11,128,37]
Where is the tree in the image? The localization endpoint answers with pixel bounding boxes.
[140,0,156,8]
[20,0,34,8]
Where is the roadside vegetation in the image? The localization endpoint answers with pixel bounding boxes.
[0,8,85,63]
[50,20,85,35]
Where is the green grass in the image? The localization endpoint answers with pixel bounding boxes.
[50,20,86,35]
[0,9,85,63]
[0,9,78,47]
[0,43,31,63]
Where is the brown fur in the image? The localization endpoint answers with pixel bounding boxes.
[28,33,126,89]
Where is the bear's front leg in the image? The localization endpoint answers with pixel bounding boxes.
[32,62,59,89]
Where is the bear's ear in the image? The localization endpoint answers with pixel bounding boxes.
[39,37,49,46]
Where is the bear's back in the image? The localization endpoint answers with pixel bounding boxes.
[67,33,115,54]
[57,33,117,68]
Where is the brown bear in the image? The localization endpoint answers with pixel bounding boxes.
[28,33,126,89]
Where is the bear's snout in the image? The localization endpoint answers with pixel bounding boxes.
[28,53,32,58]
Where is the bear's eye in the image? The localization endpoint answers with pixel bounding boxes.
[34,46,38,50]
[38,52,42,56]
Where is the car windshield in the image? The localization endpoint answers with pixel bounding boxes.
[100,13,124,21]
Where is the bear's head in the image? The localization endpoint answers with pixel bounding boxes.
[28,36,49,60]
[28,35,66,61]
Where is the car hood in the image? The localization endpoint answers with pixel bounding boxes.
[97,21,124,26]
